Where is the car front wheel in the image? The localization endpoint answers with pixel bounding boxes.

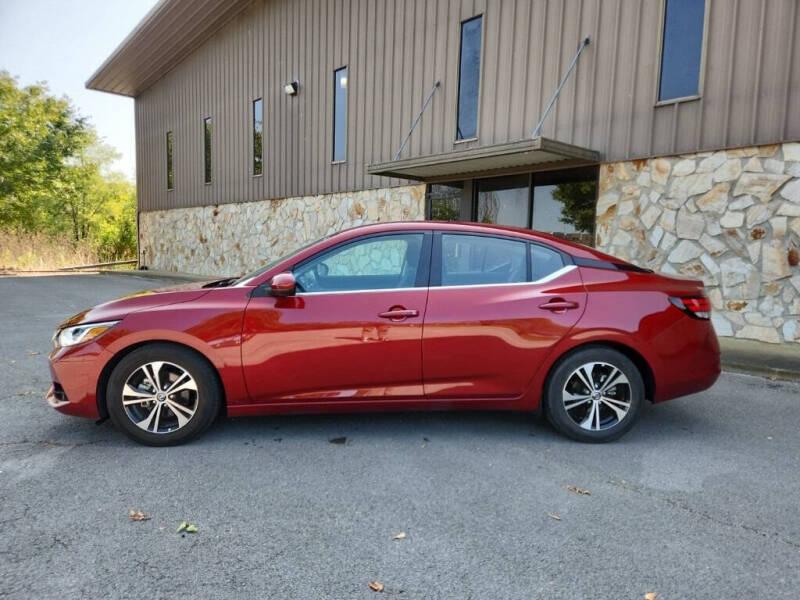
[106,344,221,446]
[545,347,644,443]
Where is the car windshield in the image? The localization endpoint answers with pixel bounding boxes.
[232,235,331,285]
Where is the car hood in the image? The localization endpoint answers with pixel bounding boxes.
[56,280,214,329]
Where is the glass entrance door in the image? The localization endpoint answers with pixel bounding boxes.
[476,174,529,227]
[426,166,598,246]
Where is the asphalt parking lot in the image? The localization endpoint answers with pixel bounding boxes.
[1,273,799,599]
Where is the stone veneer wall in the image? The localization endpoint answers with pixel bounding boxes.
[139,184,426,277]
[596,142,800,344]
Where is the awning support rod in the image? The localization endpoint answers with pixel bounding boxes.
[394,80,441,160]
[531,36,590,138]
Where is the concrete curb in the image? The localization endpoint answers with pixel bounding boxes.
[721,362,800,383]
[719,337,800,383]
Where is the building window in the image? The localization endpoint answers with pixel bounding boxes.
[456,15,482,140]
[531,170,597,246]
[333,66,348,162]
[253,98,263,176]
[203,117,212,184]
[429,182,470,221]
[477,174,529,227]
[658,0,706,102]
[166,131,174,190]
[426,166,598,246]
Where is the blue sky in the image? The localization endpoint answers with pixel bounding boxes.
[0,0,160,181]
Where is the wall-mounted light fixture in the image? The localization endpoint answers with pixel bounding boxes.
[284,81,299,96]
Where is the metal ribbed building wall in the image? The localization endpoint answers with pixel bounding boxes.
[135,0,800,212]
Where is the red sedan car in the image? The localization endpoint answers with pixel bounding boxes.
[47,221,720,445]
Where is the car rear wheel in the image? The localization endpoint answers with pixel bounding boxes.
[544,347,644,443]
[106,344,221,446]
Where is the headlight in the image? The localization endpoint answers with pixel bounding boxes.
[54,321,119,348]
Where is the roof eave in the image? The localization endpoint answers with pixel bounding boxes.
[85,0,250,97]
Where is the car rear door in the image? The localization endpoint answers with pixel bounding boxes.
[422,232,586,399]
[241,232,432,403]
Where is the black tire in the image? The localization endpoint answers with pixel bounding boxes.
[544,347,644,443]
[106,344,221,446]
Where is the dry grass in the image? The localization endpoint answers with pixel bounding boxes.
[0,229,103,272]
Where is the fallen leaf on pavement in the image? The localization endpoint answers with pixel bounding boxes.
[393,532,406,540]
[128,509,150,521]
[368,581,384,592]
[548,513,562,521]
[329,436,348,445]
[645,593,659,600]
[564,485,591,496]
[176,520,189,533]
[185,524,198,533]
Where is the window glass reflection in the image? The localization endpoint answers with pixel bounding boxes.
[477,174,529,227]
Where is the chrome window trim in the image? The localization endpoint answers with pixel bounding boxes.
[295,286,425,297]
[293,265,576,296]
[434,265,575,291]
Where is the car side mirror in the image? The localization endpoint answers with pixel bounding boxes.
[268,272,296,296]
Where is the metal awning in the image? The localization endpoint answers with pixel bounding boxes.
[367,137,600,181]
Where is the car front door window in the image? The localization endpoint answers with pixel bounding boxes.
[295,233,424,293]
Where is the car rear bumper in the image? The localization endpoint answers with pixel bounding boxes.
[46,343,112,419]
[652,317,721,403]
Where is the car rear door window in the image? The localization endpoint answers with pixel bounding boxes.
[530,244,565,281]
[441,234,526,286]
[294,233,424,293]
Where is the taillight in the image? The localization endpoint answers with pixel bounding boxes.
[669,295,711,320]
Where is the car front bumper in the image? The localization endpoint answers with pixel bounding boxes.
[46,342,114,419]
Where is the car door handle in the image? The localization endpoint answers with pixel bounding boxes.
[539,299,579,311]
[378,308,419,320]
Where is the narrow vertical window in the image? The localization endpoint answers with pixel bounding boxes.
[658,0,706,102]
[166,131,174,190]
[203,117,212,184]
[456,16,482,140]
[333,66,348,162]
[252,98,263,176]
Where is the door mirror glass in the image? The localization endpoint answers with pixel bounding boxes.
[269,272,296,296]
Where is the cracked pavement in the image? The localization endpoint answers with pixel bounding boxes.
[1,273,799,599]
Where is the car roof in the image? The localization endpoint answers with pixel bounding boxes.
[333,220,610,260]
[242,220,636,286]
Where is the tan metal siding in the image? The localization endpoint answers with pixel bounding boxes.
[136,0,800,212]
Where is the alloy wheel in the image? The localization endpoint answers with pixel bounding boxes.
[122,361,199,434]
[562,361,632,431]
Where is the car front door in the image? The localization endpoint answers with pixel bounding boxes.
[241,232,431,404]
[422,233,586,400]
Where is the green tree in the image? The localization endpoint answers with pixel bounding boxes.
[0,71,137,263]
[0,71,87,230]
[90,174,137,261]
[59,133,122,241]
[552,181,597,234]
